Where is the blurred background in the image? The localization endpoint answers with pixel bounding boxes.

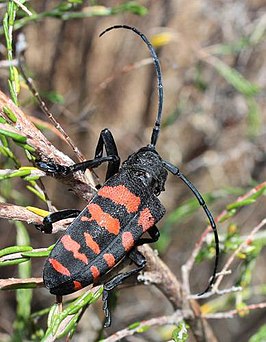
[0,0,265,341]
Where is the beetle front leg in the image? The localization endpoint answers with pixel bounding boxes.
[36,129,120,181]
[94,128,120,181]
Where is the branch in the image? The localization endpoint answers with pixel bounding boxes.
[102,311,184,342]
[182,181,266,295]
[0,90,95,201]
[203,302,266,319]
[213,217,266,291]
[0,277,43,290]
[0,202,74,232]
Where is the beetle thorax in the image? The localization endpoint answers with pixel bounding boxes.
[121,146,167,195]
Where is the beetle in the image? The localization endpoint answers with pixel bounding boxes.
[37,25,219,327]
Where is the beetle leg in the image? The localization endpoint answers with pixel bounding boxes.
[94,128,120,181]
[36,209,81,234]
[36,129,120,181]
[36,155,119,177]
[102,249,146,327]
[137,225,160,246]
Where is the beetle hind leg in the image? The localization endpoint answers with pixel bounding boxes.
[102,249,146,327]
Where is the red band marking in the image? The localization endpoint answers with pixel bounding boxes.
[98,185,141,213]
[122,231,135,252]
[87,203,120,235]
[90,265,100,280]
[73,280,83,291]
[61,235,88,264]
[81,215,89,221]
[103,253,116,268]
[138,208,155,232]
[49,258,70,276]
[84,232,100,255]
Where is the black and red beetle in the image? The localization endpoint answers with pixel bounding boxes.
[37,25,219,327]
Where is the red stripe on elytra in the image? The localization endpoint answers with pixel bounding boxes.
[98,185,141,213]
[138,208,155,232]
[84,232,100,255]
[103,253,116,268]
[122,231,135,252]
[81,216,89,221]
[87,203,120,235]
[61,235,88,264]
[90,265,100,280]
[49,258,70,276]
[73,280,83,291]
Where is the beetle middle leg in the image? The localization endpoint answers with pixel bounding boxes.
[36,209,81,234]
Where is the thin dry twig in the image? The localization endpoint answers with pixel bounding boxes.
[182,181,266,295]
[0,202,74,232]
[0,277,43,290]
[203,302,266,319]
[102,311,185,342]
[0,90,96,201]
[213,217,266,291]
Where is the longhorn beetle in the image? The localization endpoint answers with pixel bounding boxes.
[36,25,219,327]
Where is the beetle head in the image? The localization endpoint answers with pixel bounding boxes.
[122,146,167,195]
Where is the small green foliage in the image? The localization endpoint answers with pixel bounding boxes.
[213,59,259,97]
[3,106,17,123]
[0,257,30,267]
[3,0,20,104]
[128,321,141,330]
[172,321,189,342]
[21,250,50,258]
[249,324,266,342]
[43,287,103,340]
[41,90,65,104]
[26,185,46,201]
[0,127,27,143]
[112,1,148,16]
[0,245,32,257]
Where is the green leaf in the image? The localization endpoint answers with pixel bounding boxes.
[0,128,27,143]
[172,321,189,342]
[3,105,17,123]
[249,324,266,342]
[0,245,32,257]
[213,59,259,96]
[227,198,256,210]
[128,321,140,330]
[21,250,50,258]
[0,258,30,267]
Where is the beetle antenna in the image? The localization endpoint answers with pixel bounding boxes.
[99,25,163,148]
[162,160,219,295]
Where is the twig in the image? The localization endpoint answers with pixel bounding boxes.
[0,202,74,232]
[0,90,96,201]
[182,181,266,295]
[102,311,184,342]
[138,245,218,342]
[213,217,266,291]
[96,57,153,93]
[189,285,242,300]
[17,36,85,161]
[12,0,32,16]
[203,302,266,319]
[0,277,43,290]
